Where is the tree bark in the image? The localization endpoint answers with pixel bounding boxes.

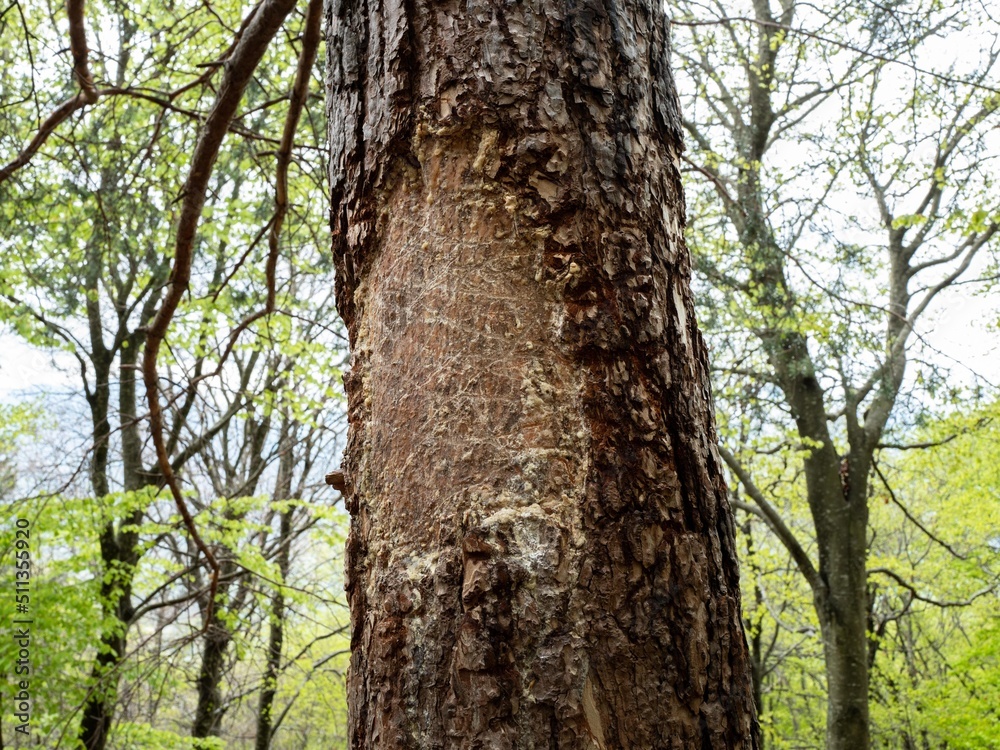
[192,611,232,740]
[79,255,134,750]
[816,461,872,750]
[327,0,758,747]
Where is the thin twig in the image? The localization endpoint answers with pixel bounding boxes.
[871,456,968,562]
[672,16,1000,95]
[0,0,98,183]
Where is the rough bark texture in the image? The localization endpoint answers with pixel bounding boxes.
[326,0,758,747]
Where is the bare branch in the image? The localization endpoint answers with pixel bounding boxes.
[0,0,98,184]
[872,457,968,562]
[868,567,996,608]
[672,16,1000,95]
[719,444,822,593]
[141,0,298,629]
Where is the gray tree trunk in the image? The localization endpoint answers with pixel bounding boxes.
[255,424,296,750]
[326,0,759,747]
[79,308,146,750]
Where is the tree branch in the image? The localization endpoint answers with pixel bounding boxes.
[141,0,298,630]
[0,0,98,184]
[868,567,996,608]
[672,16,1000,95]
[719,444,822,594]
[872,456,969,561]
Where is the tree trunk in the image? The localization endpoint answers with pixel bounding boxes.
[254,509,292,750]
[739,287,874,750]
[192,408,272,739]
[819,602,870,750]
[255,425,296,750]
[79,339,144,750]
[192,610,232,740]
[733,35,874,741]
[78,282,120,750]
[815,477,871,750]
[742,519,766,746]
[191,532,251,739]
[327,0,758,747]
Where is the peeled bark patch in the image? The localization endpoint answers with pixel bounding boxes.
[327,0,758,747]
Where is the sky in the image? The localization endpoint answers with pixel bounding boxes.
[0,335,78,398]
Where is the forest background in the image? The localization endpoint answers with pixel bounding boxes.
[0,0,998,748]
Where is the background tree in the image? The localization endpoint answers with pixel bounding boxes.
[1,0,350,746]
[673,1,1000,748]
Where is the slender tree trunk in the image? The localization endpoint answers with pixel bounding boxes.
[79,305,118,750]
[737,91,873,748]
[80,338,145,750]
[815,473,871,750]
[766,356,872,750]
[254,511,292,750]
[255,427,295,750]
[743,519,766,746]
[817,577,870,750]
[192,610,232,739]
[191,533,243,738]
[79,541,127,750]
[192,413,270,739]
[327,0,758,746]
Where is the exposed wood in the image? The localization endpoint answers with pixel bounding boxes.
[325,470,346,491]
[326,0,758,746]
